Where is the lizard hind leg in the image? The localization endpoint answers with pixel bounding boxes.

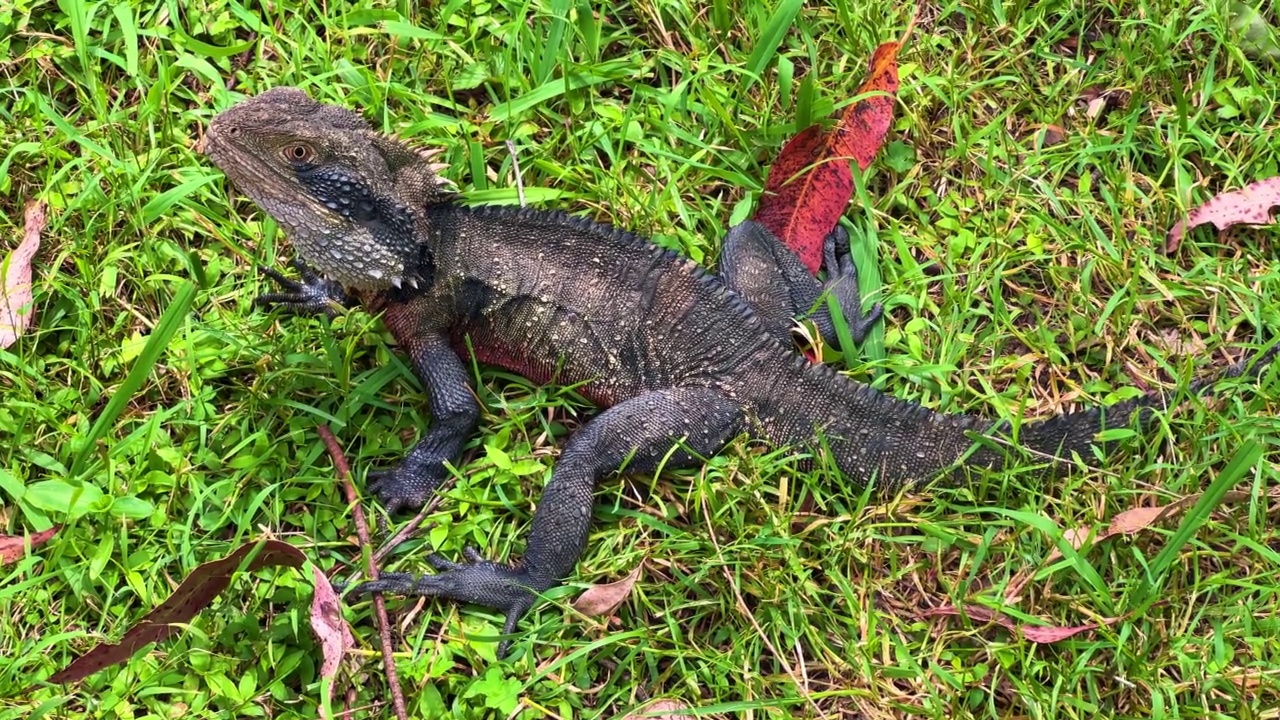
[348,386,746,657]
[815,225,883,345]
[719,220,823,343]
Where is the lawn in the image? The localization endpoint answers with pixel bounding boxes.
[2,0,1279,718]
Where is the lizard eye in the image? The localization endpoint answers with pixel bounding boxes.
[282,143,315,165]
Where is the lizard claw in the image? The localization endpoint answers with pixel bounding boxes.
[255,259,351,317]
[291,256,324,284]
[348,551,540,658]
[367,458,449,514]
[817,226,883,345]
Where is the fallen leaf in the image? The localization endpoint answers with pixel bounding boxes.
[0,525,60,566]
[1166,176,1280,252]
[921,604,1104,643]
[1061,526,1094,549]
[572,564,642,617]
[1020,623,1101,643]
[1,201,45,348]
[310,565,354,714]
[1106,505,1169,535]
[829,42,902,173]
[1028,124,1067,149]
[1045,488,1268,565]
[42,539,306,686]
[1071,87,1130,123]
[1085,96,1108,121]
[755,41,901,274]
[623,699,696,720]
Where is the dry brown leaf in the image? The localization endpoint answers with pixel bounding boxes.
[1020,622,1102,643]
[1107,505,1169,535]
[1167,176,1280,252]
[1072,87,1129,122]
[922,604,1105,644]
[310,565,354,715]
[0,525,60,566]
[42,539,306,686]
[1028,124,1067,148]
[1,201,45,348]
[1085,96,1108,120]
[1061,526,1093,550]
[572,564,642,617]
[623,699,696,720]
[1046,488,1268,565]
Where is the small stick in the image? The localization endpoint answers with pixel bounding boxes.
[373,511,438,565]
[506,139,526,207]
[318,425,408,720]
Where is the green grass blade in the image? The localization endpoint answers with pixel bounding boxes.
[743,0,803,88]
[1129,439,1263,612]
[534,0,573,85]
[490,70,616,119]
[142,175,218,224]
[70,281,198,478]
[111,3,139,76]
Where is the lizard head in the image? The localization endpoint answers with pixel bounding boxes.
[203,86,450,291]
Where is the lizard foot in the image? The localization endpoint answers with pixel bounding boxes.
[367,457,450,514]
[818,226,883,345]
[350,547,539,657]
[255,258,351,317]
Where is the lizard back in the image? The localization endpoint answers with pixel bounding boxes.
[376,204,782,408]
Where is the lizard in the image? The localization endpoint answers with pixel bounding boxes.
[202,86,1278,657]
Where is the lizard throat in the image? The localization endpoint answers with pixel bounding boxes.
[288,167,422,290]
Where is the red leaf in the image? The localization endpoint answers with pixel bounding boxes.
[43,539,306,685]
[1,201,45,349]
[755,126,852,274]
[1166,176,1280,252]
[831,42,901,170]
[755,42,901,274]
[0,525,60,567]
[310,565,354,696]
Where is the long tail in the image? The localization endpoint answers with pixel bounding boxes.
[1011,341,1279,468]
[767,341,1279,489]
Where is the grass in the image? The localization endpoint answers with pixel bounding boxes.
[2,0,1279,717]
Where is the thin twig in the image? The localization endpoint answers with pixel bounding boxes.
[900,3,920,46]
[506,139,526,207]
[373,516,433,565]
[318,425,408,720]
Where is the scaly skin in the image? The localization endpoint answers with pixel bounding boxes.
[204,86,1278,658]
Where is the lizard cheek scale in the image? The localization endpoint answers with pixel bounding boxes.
[207,87,1280,659]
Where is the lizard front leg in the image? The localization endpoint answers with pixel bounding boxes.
[349,386,745,657]
[368,332,480,513]
[255,258,353,317]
